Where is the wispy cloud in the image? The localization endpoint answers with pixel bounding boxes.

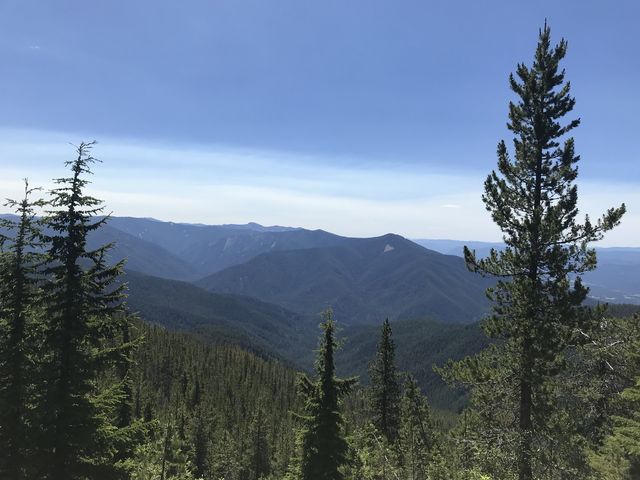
[0,128,636,246]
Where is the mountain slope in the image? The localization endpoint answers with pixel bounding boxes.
[123,270,316,363]
[106,216,346,276]
[88,225,201,280]
[338,319,489,410]
[196,234,493,325]
[1,214,200,281]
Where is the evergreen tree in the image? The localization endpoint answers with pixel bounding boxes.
[0,181,45,479]
[297,309,357,480]
[248,406,271,480]
[369,318,401,442]
[452,24,625,480]
[399,375,434,480]
[590,376,640,479]
[40,141,133,479]
[588,313,640,479]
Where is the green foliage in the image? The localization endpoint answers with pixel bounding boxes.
[345,422,402,480]
[35,141,136,479]
[0,144,142,479]
[130,322,299,480]
[450,24,625,480]
[296,310,357,480]
[588,314,640,479]
[590,376,640,479]
[0,181,46,479]
[398,374,435,479]
[340,318,489,411]
[369,319,401,442]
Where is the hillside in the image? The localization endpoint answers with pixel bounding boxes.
[88,225,201,281]
[196,233,493,325]
[123,270,317,364]
[123,270,492,412]
[132,322,300,479]
[338,319,489,411]
[106,216,345,276]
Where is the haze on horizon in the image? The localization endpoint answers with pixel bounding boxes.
[0,1,638,245]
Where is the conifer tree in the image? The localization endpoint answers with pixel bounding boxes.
[297,309,357,480]
[369,318,401,442]
[248,406,271,480]
[454,24,625,480]
[590,376,640,479]
[399,374,434,480]
[40,141,133,479]
[0,181,45,479]
[190,406,210,479]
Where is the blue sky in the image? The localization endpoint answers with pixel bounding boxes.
[0,1,638,244]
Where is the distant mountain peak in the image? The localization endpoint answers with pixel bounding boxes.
[220,222,301,232]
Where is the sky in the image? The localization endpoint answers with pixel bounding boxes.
[0,1,638,245]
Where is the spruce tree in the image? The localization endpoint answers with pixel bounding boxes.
[0,181,45,479]
[455,24,625,479]
[297,309,357,480]
[40,141,132,479]
[369,318,401,442]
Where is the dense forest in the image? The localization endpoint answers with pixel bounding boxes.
[1,24,639,480]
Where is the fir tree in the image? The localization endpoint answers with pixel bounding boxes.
[40,141,133,479]
[0,181,45,479]
[369,318,401,442]
[297,309,357,480]
[454,24,625,480]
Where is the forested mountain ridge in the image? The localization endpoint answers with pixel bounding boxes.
[104,216,346,277]
[122,269,493,410]
[123,270,317,364]
[196,233,493,325]
[6,212,636,317]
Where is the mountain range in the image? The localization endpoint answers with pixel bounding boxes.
[3,214,638,408]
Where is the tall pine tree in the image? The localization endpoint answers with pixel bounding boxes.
[297,309,357,480]
[369,318,401,442]
[40,141,133,479]
[0,181,45,479]
[453,24,625,480]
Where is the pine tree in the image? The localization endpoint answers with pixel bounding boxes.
[40,142,133,479]
[369,318,401,442]
[0,181,45,479]
[454,24,625,480]
[297,309,357,480]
